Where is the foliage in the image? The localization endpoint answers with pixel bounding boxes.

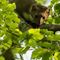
[0,0,60,60]
[0,0,20,59]
[35,0,47,5]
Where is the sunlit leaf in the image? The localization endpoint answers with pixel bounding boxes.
[0,56,5,60]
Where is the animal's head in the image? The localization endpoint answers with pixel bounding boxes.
[30,4,50,25]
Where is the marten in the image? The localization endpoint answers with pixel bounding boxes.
[9,0,50,31]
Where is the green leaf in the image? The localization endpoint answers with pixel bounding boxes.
[42,52,51,60]
[54,52,60,60]
[32,48,48,59]
[12,48,22,54]
[29,39,37,47]
[0,56,5,60]
[38,42,52,48]
[54,3,60,14]
[21,46,30,54]
[28,29,44,41]
[3,40,12,50]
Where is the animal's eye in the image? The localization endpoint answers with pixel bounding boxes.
[42,16,45,19]
[40,15,45,19]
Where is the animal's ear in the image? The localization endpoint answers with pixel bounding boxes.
[30,4,38,12]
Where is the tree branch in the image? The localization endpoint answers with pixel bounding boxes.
[40,24,60,31]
